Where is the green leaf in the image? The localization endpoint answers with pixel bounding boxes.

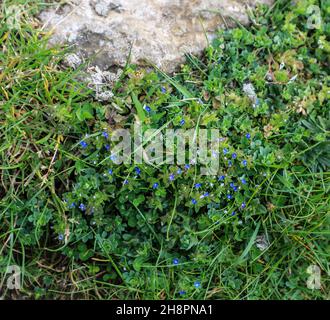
[79,249,94,262]
[131,92,146,122]
[76,104,94,121]
[237,222,261,263]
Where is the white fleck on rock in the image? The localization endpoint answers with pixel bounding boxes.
[243,82,256,99]
[96,90,114,102]
[63,53,82,69]
[91,0,122,16]
[91,0,111,16]
[243,82,258,106]
[86,66,121,101]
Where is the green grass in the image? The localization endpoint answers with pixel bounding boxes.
[0,0,329,300]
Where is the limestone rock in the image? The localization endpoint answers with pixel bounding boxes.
[40,0,273,72]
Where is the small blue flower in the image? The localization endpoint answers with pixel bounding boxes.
[58,234,64,241]
[227,194,232,200]
[218,175,225,181]
[194,281,201,289]
[179,290,186,296]
[177,169,182,174]
[135,167,141,175]
[191,198,197,205]
[110,154,116,161]
[246,133,251,139]
[200,192,209,199]
[232,153,237,159]
[69,202,76,209]
[169,174,175,181]
[79,203,86,211]
[123,179,129,185]
[241,202,246,209]
[172,258,179,265]
[185,164,190,170]
[108,169,113,175]
[195,183,202,189]
[105,144,110,151]
[180,119,185,126]
[152,183,159,189]
[80,141,88,149]
[242,160,248,166]
[230,182,235,188]
[228,160,233,167]
[102,131,109,139]
[231,211,236,216]
[233,186,238,192]
[144,105,151,112]
[241,178,247,185]
[223,148,228,155]
[161,86,167,93]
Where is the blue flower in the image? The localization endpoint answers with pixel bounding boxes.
[246,133,251,139]
[105,144,110,151]
[195,183,202,189]
[102,131,109,139]
[180,119,185,126]
[69,202,76,209]
[230,182,235,188]
[135,167,141,175]
[191,198,197,205]
[110,154,116,161]
[179,290,186,296]
[233,186,238,192]
[194,281,201,289]
[227,194,232,200]
[79,203,86,211]
[169,174,175,181]
[80,141,88,149]
[228,160,233,167]
[152,182,159,189]
[218,175,225,181]
[144,105,151,112]
[172,258,179,265]
[200,192,209,199]
[223,148,228,155]
[161,86,167,93]
[108,169,113,175]
[241,178,247,185]
[58,234,64,241]
[241,202,246,209]
[177,169,182,174]
[231,211,236,216]
[232,153,237,159]
[185,164,190,170]
[242,160,248,166]
[123,179,129,185]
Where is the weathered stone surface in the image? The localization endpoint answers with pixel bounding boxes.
[40,0,273,72]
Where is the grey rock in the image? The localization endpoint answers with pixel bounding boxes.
[40,0,273,72]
